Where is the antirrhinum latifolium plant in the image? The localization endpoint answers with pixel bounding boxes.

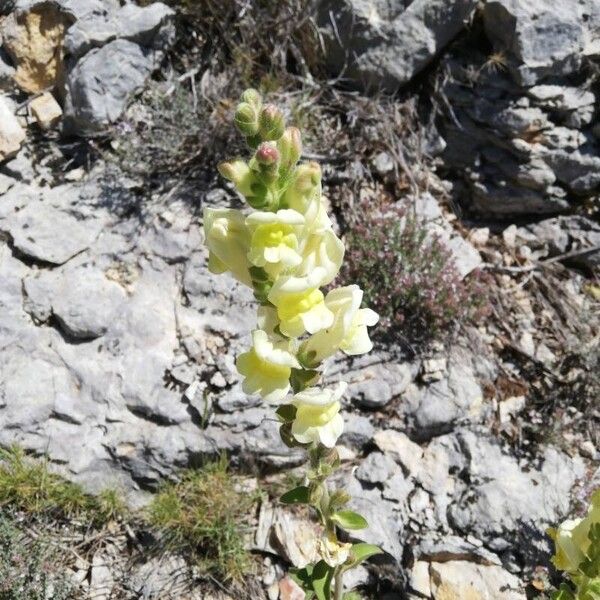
[548,490,600,600]
[204,89,382,599]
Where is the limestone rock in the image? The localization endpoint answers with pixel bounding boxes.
[483,0,587,85]
[4,197,104,264]
[0,2,71,92]
[411,356,484,437]
[29,91,62,129]
[374,429,424,476]
[449,431,585,556]
[64,1,175,59]
[429,561,526,599]
[63,39,155,134]
[24,266,127,339]
[0,95,25,162]
[318,0,478,91]
[356,451,398,484]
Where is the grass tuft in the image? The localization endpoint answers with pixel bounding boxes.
[0,446,126,525]
[147,455,261,580]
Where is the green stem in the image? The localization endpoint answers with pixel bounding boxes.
[333,568,344,600]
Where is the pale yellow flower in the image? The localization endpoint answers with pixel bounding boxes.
[246,209,305,278]
[301,285,379,364]
[297,229,345,288]
[236,329,300,403]
[268,271,334,338]
[204,208,251,286]
[291,382,346,447]
[550,490,600,574]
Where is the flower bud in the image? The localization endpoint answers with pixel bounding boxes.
[255,142,280,184]
[255,142,280,166]
[278,127,302,171]
[295,161,321,193]
[217,159,255,197]
[241,88,262,108]
[234,102,259,136]
[259,104,285,141]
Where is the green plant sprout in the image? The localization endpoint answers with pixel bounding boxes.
[204,89,381,599]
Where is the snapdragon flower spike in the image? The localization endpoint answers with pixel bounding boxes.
[206,89,382,597]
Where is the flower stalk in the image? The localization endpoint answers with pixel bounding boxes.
[204,89,382,598]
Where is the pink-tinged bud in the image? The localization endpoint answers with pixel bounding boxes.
[258,104,285,141]
[278,127,302,170]
[255,142,280,166]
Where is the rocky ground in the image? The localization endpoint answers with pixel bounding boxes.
[0,0,599,598]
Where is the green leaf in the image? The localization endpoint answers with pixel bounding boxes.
[331,510,369,530]
[290,368,320,393]
[551,583,575,600]
[280,486,311,505]
[579,523,600,578]
[312,560,334,600]
[275,404,297,423]
[349,542,383,565]
[290,567,315,599]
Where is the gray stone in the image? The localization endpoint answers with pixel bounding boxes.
[471,181,569,216]
[541,149,600,194]
[374,429,423,476]
[348,362,412,409]
[411,355,483,437]
[415,533,501,565]
[382,471,414,504]
[449,431,585,554]
[524,216,600,269]
[528,85,595,112]
[4,199,104,264]
[0,94,25,162]
[443,235,482,278]
[356,451,398,485]
[542,126,586,151]
[483,0,587,85]
[318,0,478,90]
[25,266,127,339]
[64,2,175,59]
[429,561,526,599]
[63,39,156,134]
[340,413,375,448]
[343,473,404,562]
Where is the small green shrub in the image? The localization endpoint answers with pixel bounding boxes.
[339,199,491,347]
[147,456,261,580]
[0,514,75,600]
